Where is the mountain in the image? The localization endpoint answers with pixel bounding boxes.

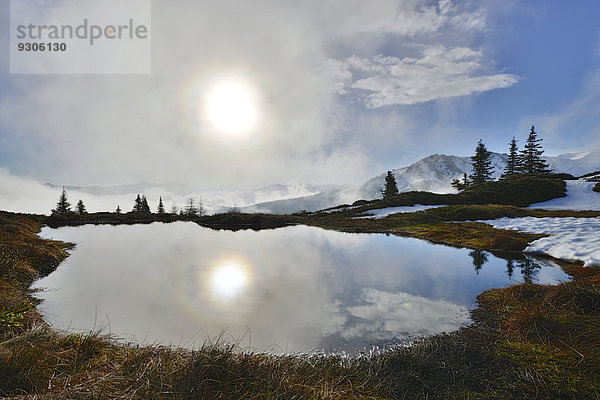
[545,150,600,176]
[360,153,508,198]
[43,150,600,215]
[246,150,600,214]
[45,182,197,196]
[44,181,343,214]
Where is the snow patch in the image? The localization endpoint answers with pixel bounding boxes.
[358,204,445,219]
[529,180,600,211]
[481,217,600,267]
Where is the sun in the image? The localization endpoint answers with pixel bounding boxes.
[209,259,250,300]
[204,80,258,136]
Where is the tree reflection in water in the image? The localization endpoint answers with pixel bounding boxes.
[468,249,542,282]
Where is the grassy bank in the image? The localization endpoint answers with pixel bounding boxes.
[46,211,300,230]
[306,204,600,254]
[325,175,567,214]
[1,212,600,398]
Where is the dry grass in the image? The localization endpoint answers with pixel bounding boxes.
[476,264,600,398]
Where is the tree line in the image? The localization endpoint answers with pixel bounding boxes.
[381,125,553,198]
[452,125,551,191]
[52,190,205,217]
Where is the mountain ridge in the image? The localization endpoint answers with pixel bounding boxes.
[246,150,600,214]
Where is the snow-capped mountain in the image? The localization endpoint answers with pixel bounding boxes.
[35,150,600,215]
[359,151,600,200]
[246,150,600,214]
[360,153,508,198]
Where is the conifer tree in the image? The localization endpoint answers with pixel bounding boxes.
[170,205,178,215]
[451,172,471,192]
[197,199,205,216]
[469,249,488,275]
[141,195,151,213]
[76,199,87,215]
[157,197,165,214]
[502,137,519,177]
[115,205,122,214]
[518,126,551,174]
[381,171,399,199]
[133,194,142,212]
[470,139,494,185]
[184,198,198,216]
[53,187,72,214]
[506,259,514,280]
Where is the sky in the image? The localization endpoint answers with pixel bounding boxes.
[1,0,599,190]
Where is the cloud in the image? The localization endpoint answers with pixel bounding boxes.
[362,0,487,36]
[0,0,518,188]
[332,46,518,107]
[341,288,470,340]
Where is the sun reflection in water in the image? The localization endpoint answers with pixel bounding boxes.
[208,257,251,302]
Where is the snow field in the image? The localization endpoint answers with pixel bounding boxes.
[482,217,600,267]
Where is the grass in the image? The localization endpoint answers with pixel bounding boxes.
[305,204,600,254]
[324,175,567,215]
[2,197,600,398]
[45,211,300,231]
[475,264,600,398]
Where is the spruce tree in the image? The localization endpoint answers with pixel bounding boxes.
[115,205,122,214]
[76,199,87,215]
[141,195,151,213]
[381,171,399,199]
[502,137,519,178]
[197,199,205,216]
[518,126,551,174]
[470,139,494,185]
[53,187,72,214]
[133,194,142,212]
[157,197,165,214]
[506,259,514,280]
[184,198,198,216]
[469,249,488,275]
[451,172,471,192]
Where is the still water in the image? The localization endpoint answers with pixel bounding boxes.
[35,222,568,354]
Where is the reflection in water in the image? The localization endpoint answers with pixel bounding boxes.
[208,257,252,301]
[506,259,515,279]
[470,250,541,282]
[35,223,568,355]
[518,258,540,283]
[469,250,489,274]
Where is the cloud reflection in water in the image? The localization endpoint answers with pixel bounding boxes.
[35,223,568,354]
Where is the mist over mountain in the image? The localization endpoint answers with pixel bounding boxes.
[3,151,599,216]
[246,150,600,214]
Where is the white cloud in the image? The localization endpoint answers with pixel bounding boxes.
[338,47,518,107]
[362,0,487,36]
[341,288,470,340]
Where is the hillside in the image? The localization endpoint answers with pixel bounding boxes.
[248,150,600,214]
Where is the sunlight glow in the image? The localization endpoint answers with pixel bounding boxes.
[204,80,258,135]
[209,259,250,300]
